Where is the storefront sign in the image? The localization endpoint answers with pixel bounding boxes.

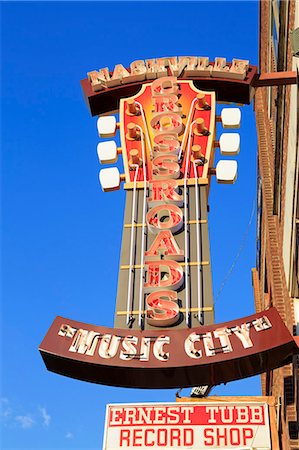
[103,401,271,449]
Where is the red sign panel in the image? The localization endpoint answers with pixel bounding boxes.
[119,79,215,183]
[103,402,271,449]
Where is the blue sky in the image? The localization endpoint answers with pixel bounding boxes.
[2,1,259,449]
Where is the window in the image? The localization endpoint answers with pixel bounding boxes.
[271,0,280,62]
[272,18,279,60]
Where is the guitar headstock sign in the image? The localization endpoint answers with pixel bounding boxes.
[39,56,299,389]
[113,77,216,332]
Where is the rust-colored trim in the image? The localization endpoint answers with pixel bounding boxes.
[253,71,297,87]
[176,395,275,405]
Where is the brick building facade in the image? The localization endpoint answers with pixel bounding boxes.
[253,0,299,448]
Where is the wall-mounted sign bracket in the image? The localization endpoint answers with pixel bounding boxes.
[253,70,297,87]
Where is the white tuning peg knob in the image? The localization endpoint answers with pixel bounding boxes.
[221,108,241,128]
[219,133,240,155]
[99,167,121,192]
[97,141,118,164]
[216,160,237,184]
[97,116,117,138]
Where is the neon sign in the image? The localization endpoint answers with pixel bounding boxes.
[40,308,298,388]
[40,61,299,389]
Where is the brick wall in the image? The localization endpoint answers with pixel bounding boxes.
[255,1,299,445]
[255,85,298,450]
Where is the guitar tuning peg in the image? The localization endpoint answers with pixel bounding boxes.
[126,123,141,140]
[191,145,204,161]
[97,116,117,138]
[129,149,142,168]
[195,93,211,111]
[193,118,210,136]
[126,99,140,116]
[216,160,237,184]
[219,133,240,155]
[97,141,118,164]
[221,108,241,128]
[99,167,121,192]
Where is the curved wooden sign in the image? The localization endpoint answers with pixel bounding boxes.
[39,307,299,389]
[81,57,258,115]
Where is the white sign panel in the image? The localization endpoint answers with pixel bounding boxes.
[103,402,271,449]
